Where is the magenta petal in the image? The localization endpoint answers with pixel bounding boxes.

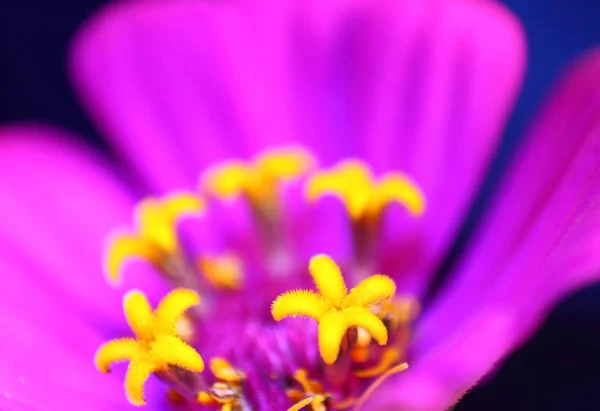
[70,0,525,301]
[0,250,132,409]
[69,0,527,313]
[70,0,524,260]
[374,0,525,296]
[366,50,600,410]
[0,125,163,329]
[70,0,251,192]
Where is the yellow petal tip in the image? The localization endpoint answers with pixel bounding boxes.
[308,254,347,304]
[271,290,326,322]
[103,232,157,286]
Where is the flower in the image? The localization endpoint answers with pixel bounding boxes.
[272,254,396,365]
[2,0,600,410]
[95,288,205,406]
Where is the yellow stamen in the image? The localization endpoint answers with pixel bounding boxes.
[197,390,218,405]
[272,254,395,364]
[104,234,161,284]
[94,289,205,406]
[287,388,307,403]
[255,147,316,179]
[353,347,402,378]
[154,288,200,332]
[305,160,425,221]
[199,254,244,291]
[349,327,372,363]
[137,193,204,253]
[336,398,357,409]
[288,396,329,411]
[94,338,139,373]
[287,369,330,411]
[373,174,425,216]
[197,358,247,410]
[288,397,315,411]
[210,357,247,385]
[348,296,417,373]
[353,362,409,411]
[293,369,323,394]
[201,161,250,199]
[201,147,315,203]
[376,296,421,330]
[104,192,204,284]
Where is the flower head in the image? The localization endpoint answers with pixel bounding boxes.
[4,0,600,410]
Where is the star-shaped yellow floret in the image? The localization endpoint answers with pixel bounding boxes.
[271,254,396,364]
[201,147,315,203]
[104,192,204,284]
[95,288,205,406]
[305,160,425,220]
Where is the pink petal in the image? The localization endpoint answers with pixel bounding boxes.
[0,125,165,328]
[0,249,132,409]
[366,49,600,410]
[374,0,525,296]
[70,0,524,303]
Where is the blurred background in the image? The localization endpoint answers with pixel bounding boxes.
[1,0,599,409]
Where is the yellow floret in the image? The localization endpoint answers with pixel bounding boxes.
[94,288,205,406]
[201,147,315,203]
[104,192,204,284]
[271,254,396,364]
[305,160,425,221]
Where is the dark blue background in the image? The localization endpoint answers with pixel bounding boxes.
[1,1,599,409]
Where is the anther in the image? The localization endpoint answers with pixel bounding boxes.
[94,289,205,406]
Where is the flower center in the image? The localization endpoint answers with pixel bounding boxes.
[96,146,424,409]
